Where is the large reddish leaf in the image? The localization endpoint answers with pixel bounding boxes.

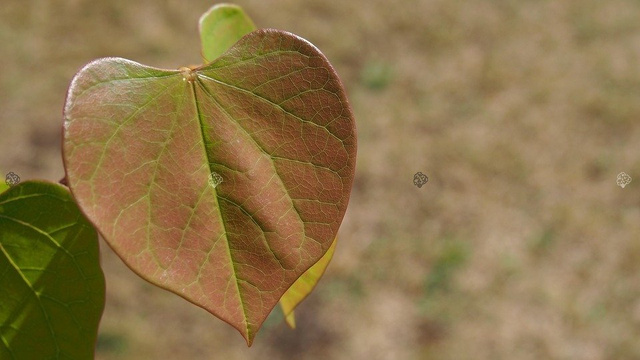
[62,29,356,345]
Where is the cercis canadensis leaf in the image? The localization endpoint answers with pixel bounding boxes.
[62,29,357,344]
[0,181,105,359]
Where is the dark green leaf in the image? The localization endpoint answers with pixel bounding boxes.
[0,181,105,359]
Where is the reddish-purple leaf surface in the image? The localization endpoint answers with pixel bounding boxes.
[62,29,356,344]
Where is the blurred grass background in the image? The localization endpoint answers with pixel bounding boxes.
[2,0,640,359]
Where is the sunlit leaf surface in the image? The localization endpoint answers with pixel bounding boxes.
[63,29,356,344]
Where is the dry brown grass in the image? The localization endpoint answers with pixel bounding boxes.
[2,0,640,359]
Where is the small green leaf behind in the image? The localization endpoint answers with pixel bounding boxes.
[0,181,105,359]
[0,179,8,194]
[279,237,337,329]
[199,3,257,64]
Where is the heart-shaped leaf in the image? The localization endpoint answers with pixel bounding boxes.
[63,29,356,344]
[199,3,256,63]
[279,236,337,328]
[0,181,105,359]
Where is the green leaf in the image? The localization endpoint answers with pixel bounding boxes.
[0,181,105,359]
[0,178,8,194]
[279,236,337,329]
[284,309,297,329]
[62,29,357,345]
[199,3,257,64]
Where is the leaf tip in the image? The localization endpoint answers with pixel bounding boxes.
[244,331,256,347]
[285,311,296,329]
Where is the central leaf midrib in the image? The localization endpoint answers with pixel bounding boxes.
[188,79,250,334]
